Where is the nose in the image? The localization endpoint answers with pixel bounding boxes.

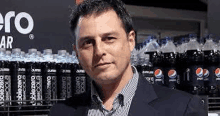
[93,39,106,58]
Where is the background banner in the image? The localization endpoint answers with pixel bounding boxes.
[0,0,76,53]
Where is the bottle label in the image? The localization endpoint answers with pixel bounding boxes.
[149,71,154,74]
[30,68,42,105]
[4,74,11,105]
[46,68,57,104]
[51,76,57,100]
[142,65,154,84]
[46,76,52,104]
[0,76,4,106]
[177,75,180,84]
[142,70,153,74]
[186,68,190,81]
[61,76,67,99]
[154,69,164,79]
[203,69,209,81]
[22,75,26,104]
[18,68,26,105]
[17,75,23,105]
[18,68,25,72]
[75,76,86,94]
[0,68,9,71]
[60,69,71,99]
[36,75,42,105]
[62,70,71,73]
[31,68,41,72]
[169,79,177,82]
[0,67,11,106]
[215,68,220,79]
[76,69,85,74]
[47,69,56,73]
[168,69,177,79]
[196,67,203,80]
[30,75,36,105]
[66,76,72,98]
[145,77,154,84]
[186,66,204,87]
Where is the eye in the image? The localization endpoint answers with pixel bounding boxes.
[105,37,116,43]
[107,37,115,40]
[84,40,92,45]
[82,39,93,48]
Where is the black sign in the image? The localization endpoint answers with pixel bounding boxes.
[0,0,76,53]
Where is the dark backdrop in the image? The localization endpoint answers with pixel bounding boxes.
[0,0,76,54]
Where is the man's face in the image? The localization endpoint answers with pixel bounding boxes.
[74,10,135,85]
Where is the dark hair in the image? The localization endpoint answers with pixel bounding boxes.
[70,0,134,42]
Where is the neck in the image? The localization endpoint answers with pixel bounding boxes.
[98,64,133,110]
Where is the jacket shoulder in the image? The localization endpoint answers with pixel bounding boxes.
[150,84,208,116]
[152,84,192,100]
[49,98,77,116]
[49,96,90,116]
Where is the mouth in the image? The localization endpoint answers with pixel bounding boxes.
[94,62,112,68]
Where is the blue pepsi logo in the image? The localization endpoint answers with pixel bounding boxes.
[215,68,220,78]
[154,69,163,78]
[196,68,203,77]
[203,69,209,78]
[168,69,177,79]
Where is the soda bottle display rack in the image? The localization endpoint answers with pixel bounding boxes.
[2,38,220,115]
[0,48,89,116]
[209,97,220,111]
[0,99,65,116]
[0,93,218,115]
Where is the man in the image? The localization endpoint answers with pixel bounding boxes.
[50,0,208,115]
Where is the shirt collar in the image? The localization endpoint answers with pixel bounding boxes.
[91,81,102,105]
[120,65,139,104]
[91,65,139,106]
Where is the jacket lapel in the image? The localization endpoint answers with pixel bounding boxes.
[128,74,159,116]
[72,73,160,116]
[74,105,90,116]
[68,94,91,116]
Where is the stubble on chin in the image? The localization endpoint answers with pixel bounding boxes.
[92,72,121,86]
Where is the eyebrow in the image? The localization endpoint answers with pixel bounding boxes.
[101,31,119,37]
[78,31,119,43]
[78,36,94,44]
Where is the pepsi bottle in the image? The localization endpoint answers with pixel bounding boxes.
[0,48,11,109]
[42,49,57,106]
[4,51,11,108]
[26,48,43,107]
[145,36,164,86]
[140,53,154,84]
[202,35,219,97]
[72,64,91,104]
[177,38,188,91]
[10,48,26,109]
[65,52,73,99]
[185,34,205,95]
[161,37,179,89]
[71,51,91,103]
[56,50,68,100]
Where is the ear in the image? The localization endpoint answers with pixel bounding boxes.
[127,30,136,52]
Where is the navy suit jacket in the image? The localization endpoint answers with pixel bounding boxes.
[50,74,208,116]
